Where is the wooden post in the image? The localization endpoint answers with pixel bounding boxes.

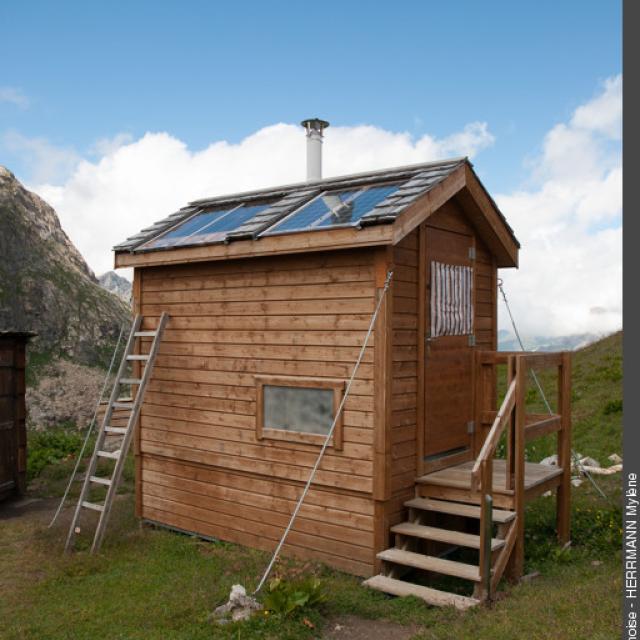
[132,268,143,519]
[505,355,516,491]
[372,248,394,572]
[506,355,526,581]
[416,223,426,477]
[478,457,493,600]
[556,352,572,544]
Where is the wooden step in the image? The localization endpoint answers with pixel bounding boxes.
[377,548,481,582]
[406,497,516,524]
[82,501,104,512]
[126,355,149,361]
[89,476,112,486]
[112,402,133,409]
[97,450,120,460]
[119,378,142,385]
[391,522,505,551]
[363,574,480,611]
[134,331,157,337]
[104,426,127,435]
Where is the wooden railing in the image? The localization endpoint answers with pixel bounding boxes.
[471,350,572,600]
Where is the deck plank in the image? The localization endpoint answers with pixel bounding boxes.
[416,460,564,497]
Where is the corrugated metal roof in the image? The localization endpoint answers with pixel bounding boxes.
[114,157,516,253]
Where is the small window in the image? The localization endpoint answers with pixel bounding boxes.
[256,376,344,449]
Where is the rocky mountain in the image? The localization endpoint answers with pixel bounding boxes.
[0,165,130,369]
[99,270,132,302]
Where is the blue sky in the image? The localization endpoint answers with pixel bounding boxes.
[1,1,620,191]
[0,1,622,337]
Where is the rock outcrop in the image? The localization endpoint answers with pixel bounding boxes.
[0,165,130,368]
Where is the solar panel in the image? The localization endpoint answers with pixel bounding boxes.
[315,185,400,228]
[264,184,399,235]
[145,204,269,248]
[267,190,361,233]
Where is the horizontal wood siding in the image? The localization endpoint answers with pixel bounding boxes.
[137,249,378,575]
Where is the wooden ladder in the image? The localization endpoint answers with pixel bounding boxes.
[364,495,517,609]
[64,313,169,554]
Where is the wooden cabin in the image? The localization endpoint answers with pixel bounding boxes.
[114,155,571,608]
[0,331,34,501]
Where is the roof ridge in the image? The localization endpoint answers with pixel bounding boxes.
[188,157,468,207]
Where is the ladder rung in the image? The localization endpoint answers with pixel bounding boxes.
[82,501,104,512]
[104,426,127,435]
[120,378,142,385]
[135,331,157,337]
[97,450,120,460]
[126,355,150,361]
[89,476,112,486]
[112,402,134,409]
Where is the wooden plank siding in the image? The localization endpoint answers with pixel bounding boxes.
[136,248,380,575]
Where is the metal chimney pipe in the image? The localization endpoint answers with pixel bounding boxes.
[301,118,329,181]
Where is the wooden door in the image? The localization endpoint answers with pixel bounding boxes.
[423,225,475,460]
[0,341,16,496]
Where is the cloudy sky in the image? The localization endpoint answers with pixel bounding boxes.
[0,2,621,339]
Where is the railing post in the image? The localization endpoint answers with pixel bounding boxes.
[481,491,493,601]
[557,351,572,544]
[479,457,493,601]
[506,355,526,581]
[505,355,516,491]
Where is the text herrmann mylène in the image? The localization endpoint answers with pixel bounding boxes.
[626,473,638,638]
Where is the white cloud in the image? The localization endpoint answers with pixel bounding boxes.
[0,86,29,109]
[27,121,494,276]
[496,74,622,338]
[571,75,622,139]
[3,130,80,183]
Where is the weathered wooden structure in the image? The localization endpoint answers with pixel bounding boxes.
[114,156,571,607]
[0,331,34,501]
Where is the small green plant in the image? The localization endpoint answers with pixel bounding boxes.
[27,426,84,480]
[603,399,623,415]
[261,576,326,617]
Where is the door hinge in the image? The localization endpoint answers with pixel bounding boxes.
[468,333,476,346]
[468,246,476,261]
[467,421,476,435]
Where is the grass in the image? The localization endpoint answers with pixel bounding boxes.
[0,333,623,639]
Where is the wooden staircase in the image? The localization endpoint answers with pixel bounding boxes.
[365,350,572,609]
[364,495,516,609]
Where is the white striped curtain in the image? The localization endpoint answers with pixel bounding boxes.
[430,261,474,337]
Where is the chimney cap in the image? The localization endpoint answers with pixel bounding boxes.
[301,118,330,133]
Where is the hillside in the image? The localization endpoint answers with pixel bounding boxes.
[0,166,129,368]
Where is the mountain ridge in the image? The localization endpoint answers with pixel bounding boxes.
[0,165,130,369]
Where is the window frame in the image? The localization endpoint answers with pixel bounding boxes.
[255,375,345,449]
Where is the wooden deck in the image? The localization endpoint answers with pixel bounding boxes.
[417,460,564,501]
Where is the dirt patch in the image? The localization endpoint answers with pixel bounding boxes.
[0,495,58,521]
[323,615,420,640]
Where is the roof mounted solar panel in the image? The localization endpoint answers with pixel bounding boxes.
[262,184,400,236]
[315,184,400,228]
[143,203,269,249]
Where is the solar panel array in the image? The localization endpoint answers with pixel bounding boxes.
[143,185,401,248]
